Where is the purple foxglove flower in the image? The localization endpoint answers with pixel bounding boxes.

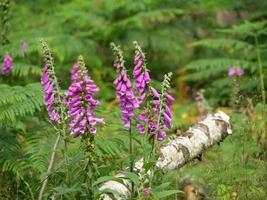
[148,121,157,133]
[143,187,152,197]
[136,86,174,142]
[136,87,160,135]
[71,63,79,82]
[133,47,151,104]
[236,67,244,77]
[139,113,147,122]
[151,87,160,98]
[114,70,139,128]
[161,90,174,136]
[41,66,60,123]
[157,130,166,141]
[2,54,13,75]
[228,67,236,77]
[166,92,175,105]
[136,124,145,134]
[67,58,104,136]
[228,66,244,77]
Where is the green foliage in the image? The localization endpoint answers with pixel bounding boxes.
[0,0,267,199]
[182,19,267,105]
[0,83,43,123]
[175,112,267,200]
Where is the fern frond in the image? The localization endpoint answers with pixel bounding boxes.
[191,38,254,52]
[186,58,253,70]
[1,34,41,57]
[0,83,43,123]
[183,58,254,81]
[12,62,42,77]
[95,135,126,160]
[112,8,185,30]
[217,20,267,37]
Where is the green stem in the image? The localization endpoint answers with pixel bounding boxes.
[151,91,164,158]
[83,160,92,199]
[64,138,70,185]
[255,35,267,157]
[149,93,164,187]
[38,134,61,200]
[255,36,266,105]
[129,122,134,193]
[87,163,93,200]
[129,123,133,172]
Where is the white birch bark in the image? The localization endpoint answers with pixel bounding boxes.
[99,111,232,200]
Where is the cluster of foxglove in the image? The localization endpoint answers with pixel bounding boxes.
[41,66,60,123]
[111,42,174,141]
[40,41,174,142]
[111,43,139,128]
[2,54,13,75]
[113,71,139,128]
[67,56,104,136]
[41,41,104,137]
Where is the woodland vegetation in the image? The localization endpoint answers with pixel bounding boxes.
[0,0,267,199]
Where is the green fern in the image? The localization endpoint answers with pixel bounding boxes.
[11,62,42,77]
[0,83,43,123]
[191,38,254,52]
[183,58,253,81]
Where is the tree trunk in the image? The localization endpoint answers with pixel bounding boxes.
[99,111,231,200]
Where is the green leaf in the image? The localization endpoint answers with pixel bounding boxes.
[143,161,156,172]
[152,190,181,199]
[54,185,81,195]
[120,172,140,186]
[154,182,172,191]
[94,188,122,199]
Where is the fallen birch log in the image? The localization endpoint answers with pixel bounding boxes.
[99,111,232,199]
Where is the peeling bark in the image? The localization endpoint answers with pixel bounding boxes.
[99,111,231,200]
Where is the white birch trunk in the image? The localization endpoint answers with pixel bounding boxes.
[99,111,232,200]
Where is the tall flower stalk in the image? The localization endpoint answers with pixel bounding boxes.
[154,72,173,148]
[111,43,139,129]
[254,36,266,105]
[254,35,267,159]
[38,41,67,200]
[132,42,174,143]
[145,72,173,190]
[40,40,66,125]
[136,74,174,143]
[67,56,104,198]
[111,43,139,191]
[67,56,104,136]
[133,41,151,105]
[110,42,174,197]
